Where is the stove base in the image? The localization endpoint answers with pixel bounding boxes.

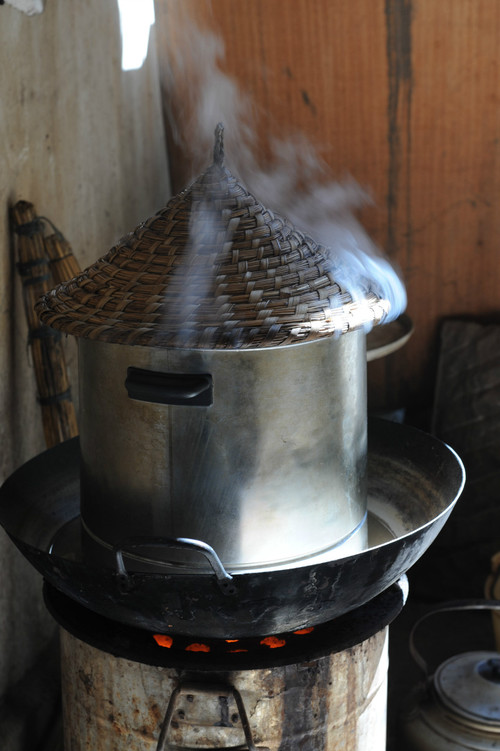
[61,625,388,751]
[46,581,405,751]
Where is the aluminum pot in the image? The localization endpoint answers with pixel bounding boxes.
[79,329,367,573]
[36,126,389,577]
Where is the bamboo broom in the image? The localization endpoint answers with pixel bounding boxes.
[11,201,78,448]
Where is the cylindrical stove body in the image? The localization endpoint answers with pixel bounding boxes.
[60,624,388,751]
[79,330,367,572]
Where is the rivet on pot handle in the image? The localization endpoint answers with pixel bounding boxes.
[156,682,269,751]
[113,537,237,596]
[409,599,500,677]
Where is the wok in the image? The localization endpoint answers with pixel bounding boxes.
[0,418,464,638]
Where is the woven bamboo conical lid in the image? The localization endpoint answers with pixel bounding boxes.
[36,126,389,349]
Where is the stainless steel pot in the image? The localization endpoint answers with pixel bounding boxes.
[79,329,367,572]
[35,127,394,577]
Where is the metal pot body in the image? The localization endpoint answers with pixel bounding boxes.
[78,331,367,572]
[60,624,388,751]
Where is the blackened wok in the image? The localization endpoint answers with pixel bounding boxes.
[0,419,464,638]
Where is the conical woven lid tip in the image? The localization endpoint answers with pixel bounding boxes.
[213,123,225,167]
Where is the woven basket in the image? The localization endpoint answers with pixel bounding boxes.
[36,126,389,349]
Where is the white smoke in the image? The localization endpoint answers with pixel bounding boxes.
[162,21,407,326]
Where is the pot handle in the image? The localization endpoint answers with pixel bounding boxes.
[125,367,213,406]
[156,682,269,751]
[114,536,237,596]
[409,599,500,677]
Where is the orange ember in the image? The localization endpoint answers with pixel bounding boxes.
[225,639,239,643]
[153,634,173,648]
[293,627,315,635]
[153,634,174,649]
[228,648,249,653]
[260,636,286,649]
[185,643,211,653]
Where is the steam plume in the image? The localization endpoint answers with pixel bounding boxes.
[162,20,407,327]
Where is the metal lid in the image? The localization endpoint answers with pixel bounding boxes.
[434,651,500,731]
[36,125,390,350]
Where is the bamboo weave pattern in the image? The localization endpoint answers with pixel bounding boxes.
[36,137,388,349]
